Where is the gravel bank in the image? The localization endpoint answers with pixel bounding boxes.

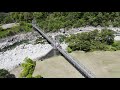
[1,26,120,71]
[0,31,41,49]
[0,44,53,71]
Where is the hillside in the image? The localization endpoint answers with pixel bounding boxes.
[1,12,120,32]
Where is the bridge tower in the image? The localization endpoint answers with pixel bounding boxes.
[52,35,57,56]
[52,35,59,56]
[32,18,37,25]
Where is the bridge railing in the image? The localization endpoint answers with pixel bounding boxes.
[57,46,95,78]
[32,21,95,78]
[32,23,55,46]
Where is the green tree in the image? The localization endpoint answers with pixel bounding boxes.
[20,58,43,78]
[0,69,15,78]
[87,29,99,42]
[65,29,115,52]
[79,40,91,52]
[99,29,115,45]
[20,58,36,78]
[67,47,72,53]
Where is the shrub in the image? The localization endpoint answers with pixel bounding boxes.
[99,29,115,45]
[0,27,3,31]
[79,40,91,52]
[35,37,45,44]
[96,43,106,50]
[110,46,117,51]
[8,30,16,36]
[67,47,72,53]
[26,74,32,78]
[0,69,15,78]
[59,35,66,43]
[19,58,43,78]
[20,58,36,78]
[112,41,120,50]
[65,29,115,52]
[34,75,43,78]
[0,69,9,78]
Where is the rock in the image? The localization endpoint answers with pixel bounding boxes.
[1,23,20,29]
[0,43,53,71]
[0,31,40,50]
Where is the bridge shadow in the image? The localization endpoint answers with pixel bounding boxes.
[37,48,60,61]
[32,23,95,78]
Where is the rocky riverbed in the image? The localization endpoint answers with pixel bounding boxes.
[0,29,69,71]
[0,31,41,50]
[0,26,120,71]
[0,43,53,71]
[47,26,120,40]
[0,42,68,71]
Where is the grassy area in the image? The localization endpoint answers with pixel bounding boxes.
[0,22,32,39]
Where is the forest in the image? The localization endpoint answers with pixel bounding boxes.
[0,12,120,52]
[0,12,120,33]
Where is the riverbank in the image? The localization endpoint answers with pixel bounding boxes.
[70,51,120,78]
[1,26,120,74]
[11,50,120,78]
[0,43,53,71]
[0,42,67,72]
[0,31,41,50]
[11,55,83,78]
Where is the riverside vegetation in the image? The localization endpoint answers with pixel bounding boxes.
[0,58,43,78]
[1,12,120,78]
[1,12,120,38]
[65,29,120,52]
[19,58,43,78]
